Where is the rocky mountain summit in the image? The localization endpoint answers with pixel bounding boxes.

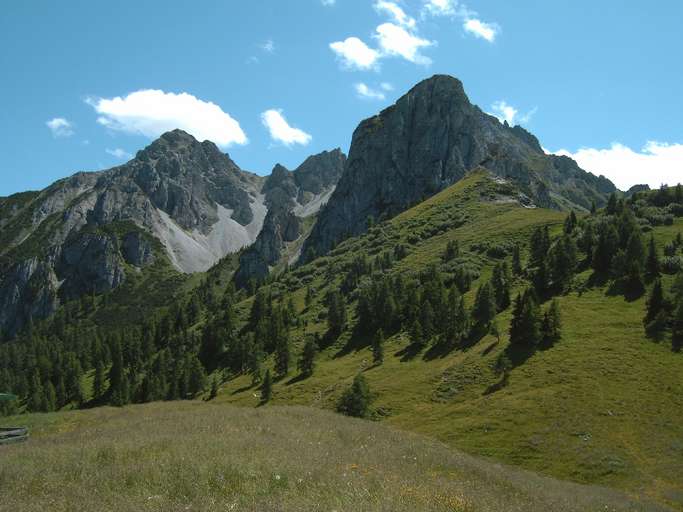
[0,130,267,335]
[234,149,346,286]
[302,75,617,260]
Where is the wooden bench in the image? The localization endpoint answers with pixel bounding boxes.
[0,427,29,445]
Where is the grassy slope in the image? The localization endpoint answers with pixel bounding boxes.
[213,172,683,510]
[0,401,667,512]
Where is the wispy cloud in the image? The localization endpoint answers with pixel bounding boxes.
[321,0,335,5]
[354,83,387,100]
[422,0,498,43]
[553,141,683,190]
[106,148,132,160]
[87,89,247,148]
[374,1,416,29]
[260,39,275,53]
[489,101,536,126]
[46,117,74,138]
[260,109,312,147]
[463,18,499,42]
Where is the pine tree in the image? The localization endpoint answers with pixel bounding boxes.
[564,211,578,234]
[298,338,317,377]
[491,262,511,311]
[672,299,683,352]
[187,355,206,396]
[337,374,371,418]
[274,327,291,377]
[305,286,314,308]
[590,201,597,215]
[409,318,423,347]
[645,236,661,279]
[261,369,273,403]
[593,223,619,273]
[372,329,384,365]
[644,279,667,328]
[606,193,618,215]
[509,289,542,347]
[209,376,219,400]
[541,299,562,345]
[472,282,497,328]
[512,244,523,275]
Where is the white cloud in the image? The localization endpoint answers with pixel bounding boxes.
[374,22,433,65]
[260,109,312,147]
[330,37,381,70]
[489,101,536,126]
[423,0,458,16]
[553,142,683,190]
[463,18,498,42]
[87,89,247,148]
[380,82,394,91]
[106,148,132,160]
[321,0,335,5]
[355,83,386,100]
[46,117,74,138]
[260,39,275,53]
[374,1,416,28]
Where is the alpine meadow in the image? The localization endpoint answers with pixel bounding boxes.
[1,2,682,511]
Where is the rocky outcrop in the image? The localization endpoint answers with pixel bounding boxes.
[302,75,617,260]
[234,149,346,286]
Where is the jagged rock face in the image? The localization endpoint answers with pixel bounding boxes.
[234,149,346,286]
[0,129,265,335]
[0,258,60,337]
[302,75,617,260]
[57,233,127,300]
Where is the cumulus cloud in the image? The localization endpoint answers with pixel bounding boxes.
[374,1,416,28]
[354,83,387,100]
[87,89,247,148]
[260,109,312,147]
[553,142,683,190]
[423,0,459,16]
[321,0,335,5]
[330,37,381,70]
[46,117,74,138]
[105,148,132,160]
[374,22,433,65]
[463,18,499,42]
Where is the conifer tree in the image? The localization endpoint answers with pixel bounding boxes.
[472,282,497,328]
[541,299,562,345]
[298,338,317,377]
[261,369,273,403]
[509,289,542,347]
[645,236,661,279]
[644,279,667,328]
[564,211,577,234]
[274,326,291,377]
[593,223,619,273]
[671,299,683,352]
[590,201,597,215]
[491,262,512,311]
[372,329,384,365]
[512,244,523,275]
[409,318,423,348]
[337,374,371,418]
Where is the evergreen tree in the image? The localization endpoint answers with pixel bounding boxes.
[371,329,384,365]
[530,226,551,267]
[645,236,661,278]
[625,231,646,268]
[549,234,578,290]
[326,290,347,336]
[512,244,523,275]
[187,355,206,396]
[298,338,317,377]
[606,193,618,215]
[671,299,683,352]
[261,369,273,403]
[44,380,57,412]
[305,286,314,308]
[644,279,667,328]
[509,289,542,347]
[593,223,619,273]
[209,376,219,400]
[491,261,512,311]
[274,327,291,377]
[472,282,497,328]
[564,211,578,234]
[337,374,371,418]
[541,299,562,345]
[409,318,423,348]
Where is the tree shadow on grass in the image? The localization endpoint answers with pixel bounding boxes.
[333,327,372,358]
[285,373,310,386]
[396,342,425,362]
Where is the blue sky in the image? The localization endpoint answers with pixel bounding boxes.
[1,0,681,196]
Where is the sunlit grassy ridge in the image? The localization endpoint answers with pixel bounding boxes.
[0,402,666,512]
[213,172,683,510]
